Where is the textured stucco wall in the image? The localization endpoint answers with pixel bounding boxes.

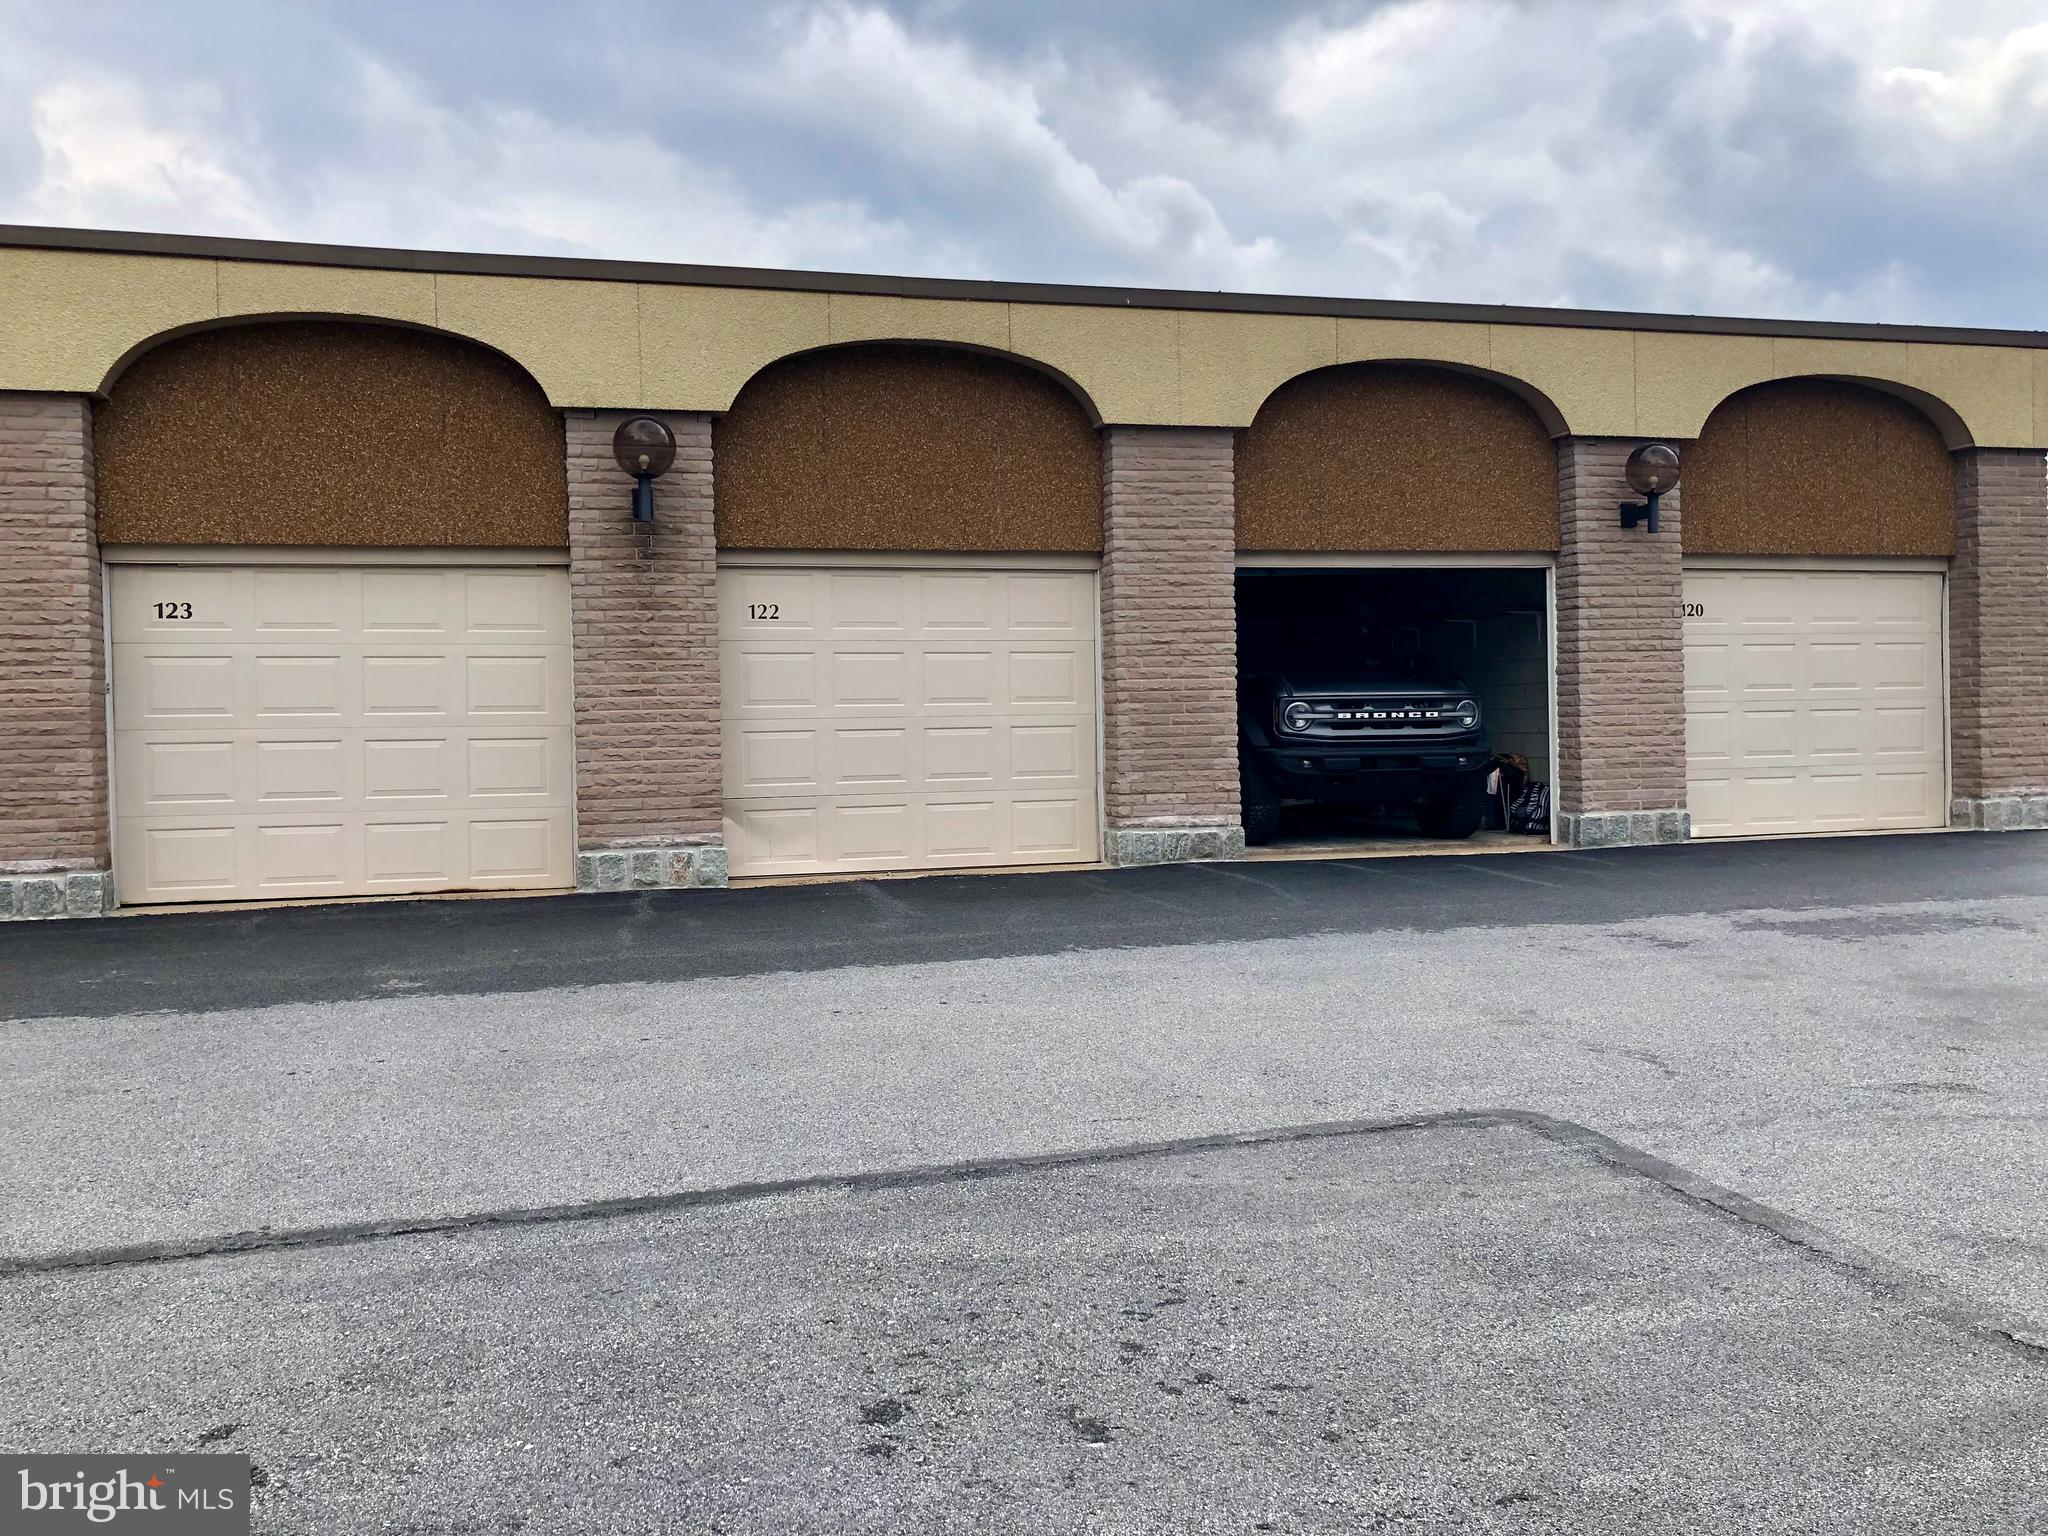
[712,344,1100,552]
[95,321,567,548]
[1237,364,1559,552]
[1683,379,1955,557]
[5,244,2045,445]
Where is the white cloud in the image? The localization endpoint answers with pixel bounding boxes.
[1,0,2046,324]
[19,74,274,235]
[769,4,1280,284]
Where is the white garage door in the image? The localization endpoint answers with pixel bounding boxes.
[111,562,575,904]
[721,563,1100,877]
[1683,566,1946,838]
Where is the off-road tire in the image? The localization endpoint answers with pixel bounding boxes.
[1242,765,1284,846]
[1415,781,1485,841]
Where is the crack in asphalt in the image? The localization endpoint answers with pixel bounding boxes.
[3,1107,2042,1369]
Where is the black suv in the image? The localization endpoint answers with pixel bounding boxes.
[1239,671,1491,844]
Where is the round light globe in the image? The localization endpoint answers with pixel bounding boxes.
[1624,442,1682,496]
[612,416,677,478]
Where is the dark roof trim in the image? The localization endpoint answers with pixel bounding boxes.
[6,222,2046,351]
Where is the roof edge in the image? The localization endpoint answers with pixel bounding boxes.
[6,222,2046,351]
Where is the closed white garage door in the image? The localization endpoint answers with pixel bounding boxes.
[721,563,1099,877]
[1683,565,1946,838]
[110,561,574,904]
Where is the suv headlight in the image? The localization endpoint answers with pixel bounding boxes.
[1454,698,1480,729]
[1281,701,1314,732]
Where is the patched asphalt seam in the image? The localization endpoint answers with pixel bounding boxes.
[2,1107,2043,1367]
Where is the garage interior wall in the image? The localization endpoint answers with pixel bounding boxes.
[1681,378,1957,556]
[711,343,1102,553]
[1236,364,1560,553]
[94,320,569,548]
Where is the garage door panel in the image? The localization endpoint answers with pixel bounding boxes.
[834,650,912,708]
[1731,573,1798,626]
[921,650,995,707]
[1804,773,1867,825]
[254,655,347,718]
[1013,797,1088,857]
[361,570,450,633]
[924,725,1000,785]
[924,574,1000,631]
[1805,642,1864,693]
[731,649,819,711]
[112,567,235,636]
[254,569,348,633]
[1685,567,1944,839]
[1007,575,1084,633]
[833,727,913,790]
[1804,708,1865,760]
[723,570,818,634]
[365,821,450,884]
[1874,641,1937,692]
[1874,772,1939,822]
[731,727,820,794]
[835,802,914,862]
[1736,708,1797,763]
[1803,574,1865,627]
[464,571,554,635]
[139,824,238,895]
[723,565,1099,877]
[829,573,911,632]
[466,735,554,799]
[112,564,573,904]
[126,652,237,723]
[1683,640,1730,701]
[363,655,452,718]
[1012,723,1083,781]
[1871,573,1940,626]
[364,738,452,801]
[1873,706,1936,757]
[1010,649,1083,708]
[254,821,350,889]
[925,800,999,858]
[1737,641,1797,693]
[253,739,347,805]
[465,654,552,717]
[467,817,559,881]
[129,739,238,810]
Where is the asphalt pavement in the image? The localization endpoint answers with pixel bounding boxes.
[5,1118,2042,1533]
[3,831,2047,1530]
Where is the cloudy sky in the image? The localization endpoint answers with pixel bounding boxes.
[2,1,2044,325]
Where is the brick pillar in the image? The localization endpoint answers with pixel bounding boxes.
[1097,426,1244,866]
[564,411,726,890]
[1949,448,2048,830]
[1553,438,1690,848]
[0,393,110,919]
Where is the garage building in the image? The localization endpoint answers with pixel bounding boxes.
[1,225,2043,916]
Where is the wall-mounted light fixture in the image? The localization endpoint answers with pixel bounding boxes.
[1619,442,1681,534]
[612,416,677,524]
